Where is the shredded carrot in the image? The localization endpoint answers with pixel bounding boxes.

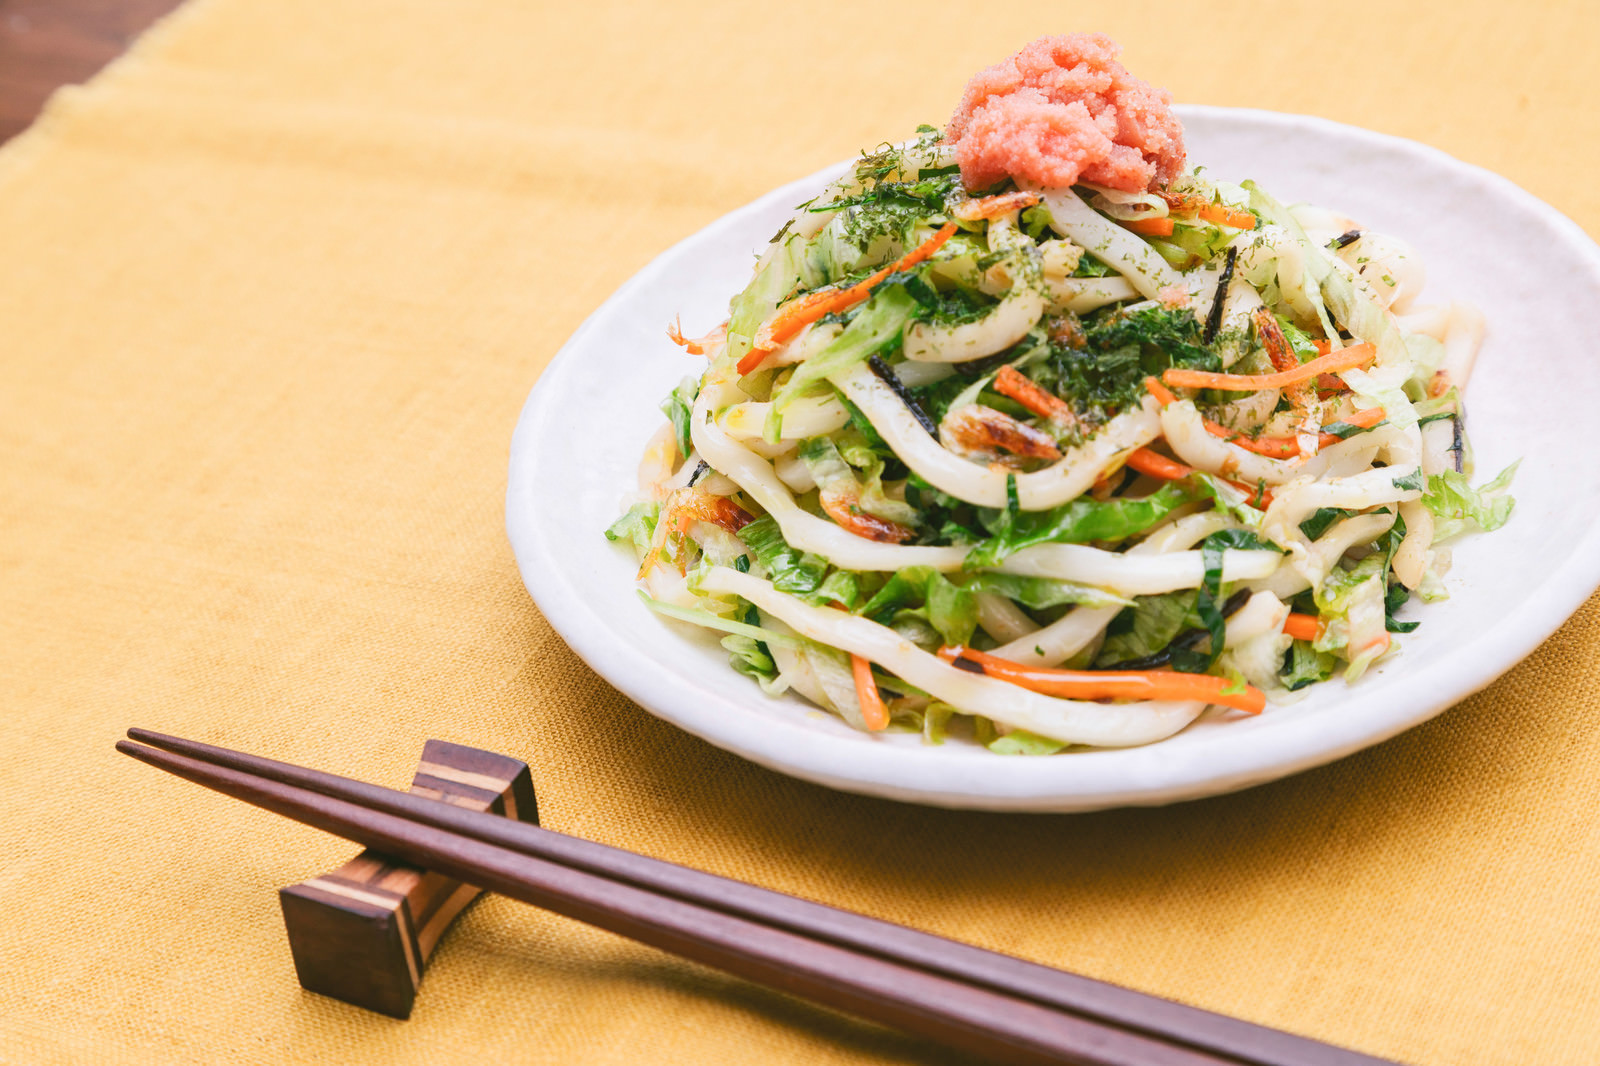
[1203,407,1386,458]
[1125,447,1192,481]
[993,365,1072,420]
[1158,192,1258,231]
[1338,407,1387,431]
[1122,446,1271,507]
[1142,375,1179,406]
[1311,338,1333,355]
[1207,428,1298,459]
[1123,216,1175,237]
[1156,352,1385,459]
[952,190,1040,222]
[938,646,1265,715]
[1162,343,1375,392]
[1282,614,1321,641]
[1197,203,1258,230]
[851,654,890,731]
[736,222,959,375]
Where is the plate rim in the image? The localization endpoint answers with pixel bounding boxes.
[507,106,1600,811]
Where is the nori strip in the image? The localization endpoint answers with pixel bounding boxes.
[1203,246,1238,344]
[868,354,941,441]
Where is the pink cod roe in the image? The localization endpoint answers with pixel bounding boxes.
[945,34,1186,194]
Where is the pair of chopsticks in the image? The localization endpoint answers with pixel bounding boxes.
[118,730,1396,1066]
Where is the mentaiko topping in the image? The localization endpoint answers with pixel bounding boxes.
[945,33,1185,194]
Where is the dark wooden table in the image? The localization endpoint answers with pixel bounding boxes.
[0,0,186,143]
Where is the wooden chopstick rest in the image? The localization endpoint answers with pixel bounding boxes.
[277,740,537,1019]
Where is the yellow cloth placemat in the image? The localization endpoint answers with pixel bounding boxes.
[3,2,1598,1063]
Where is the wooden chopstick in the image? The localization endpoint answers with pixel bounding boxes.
[117,730,1397,1066]
[121,730,1372,1065]
[116,734,1200,1066]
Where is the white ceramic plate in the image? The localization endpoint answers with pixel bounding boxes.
[507,107,1600,811]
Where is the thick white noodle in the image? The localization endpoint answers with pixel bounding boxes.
[1027,183,1181,298]
[1213,271,1266,369]
[1332,229,1426,312]
[691,374,967,571]
[1420,417,1459,477]
[834,362,1162,509]
[1396,303,1451,341]
[700,568,1206,747]
[891,361,955,387]
[1134,511,1242,554]
[1437,301,1486,392]
[719,395,850,441]
[1160,401,1398,487]
[1392,499,1435,591]
[901,284,1046,362]
[1263,466,1422,546]
[1224,592,1290,649]
[976,211,1033,294]
[1159,401,1306,486]
[1247,512,1397,600]
[1260,422,1424,583]
[996,544,1283,597]
[772,453,815,494]
[975,593,1039,643]
[1078,181,1170,219]
[1043,276,1138,314]
[988,512,1243,666]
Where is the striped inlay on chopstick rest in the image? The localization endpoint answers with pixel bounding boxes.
[278,740,538,1019]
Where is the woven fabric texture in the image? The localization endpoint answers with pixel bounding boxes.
[3,2,1598,1063]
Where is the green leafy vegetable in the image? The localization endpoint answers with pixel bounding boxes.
[1040,306,1220,419]
[831,387,890,453]
[1390,469,1426,493]
[1170,529,1278,673]
[1424,462,1518,542]
[1299,507,1359,541]
[659,376,699,459]
[1070,252,1116,278]
[737,516,827,595]
[1321,418,1386,441]
[815,569,865,610]
[964,574,1131,611]
[1189,473,1267,530]
[604,502,659,558]
[1275,315,1321,364]
[1095,591,1200,667]
[859,566,977,647]
[1281,639,1337,691]
[769,285,918,416]
[637,590,801,646]
[987,730,1069,756]
[722,634,784,693]
[1384,581,1420,634]
[965,482,1193,568]
[725,239,802,369]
